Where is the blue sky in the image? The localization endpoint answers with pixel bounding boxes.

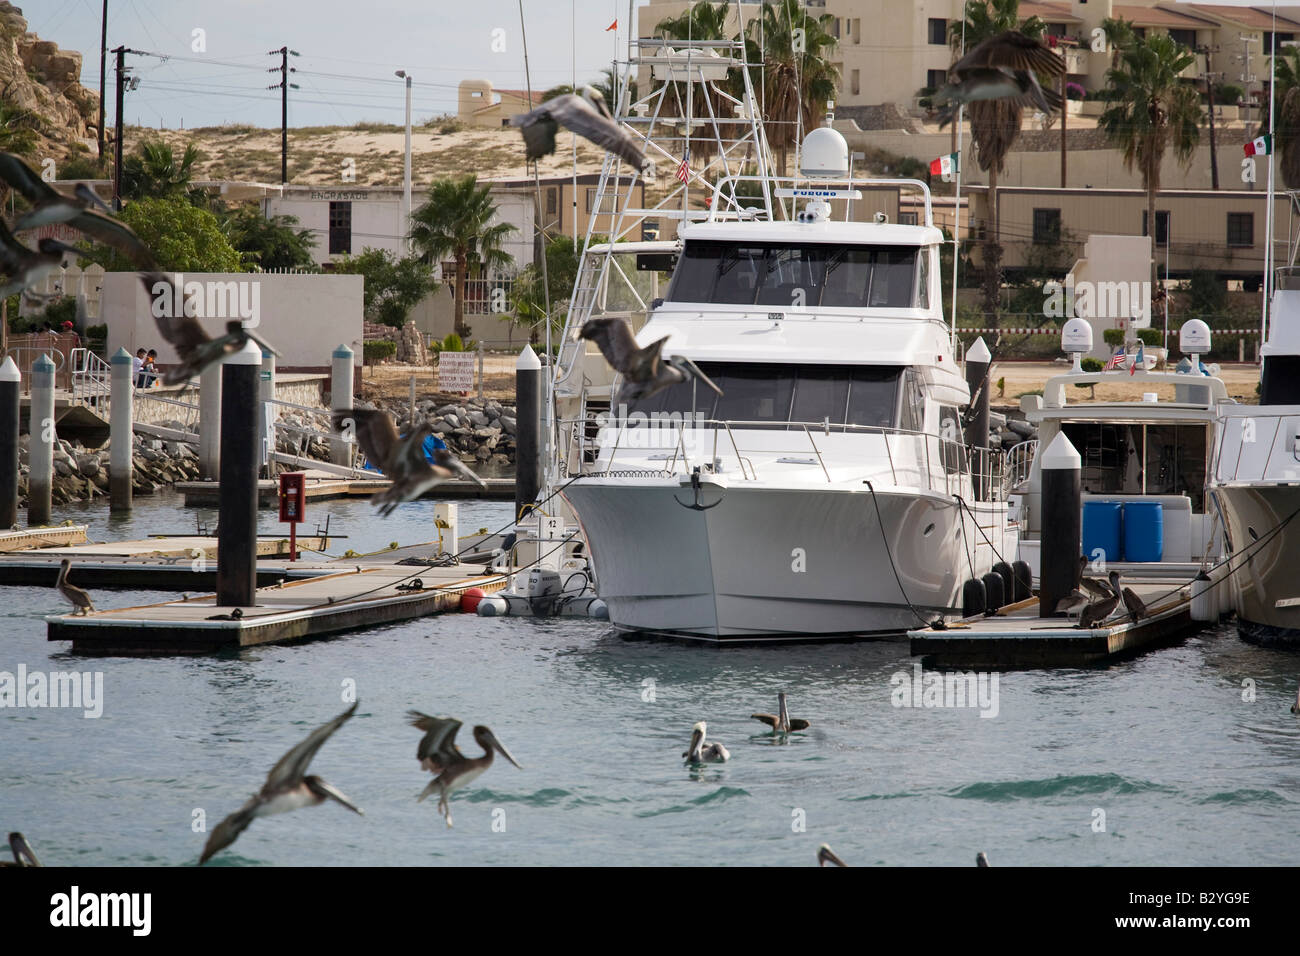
[30,0,641,129]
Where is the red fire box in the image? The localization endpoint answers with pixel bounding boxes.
[279,472,306,523]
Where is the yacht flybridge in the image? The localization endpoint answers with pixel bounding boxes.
[543,36,1016,640]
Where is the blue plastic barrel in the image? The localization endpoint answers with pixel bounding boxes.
[1123,502,1164,562]
[1082,501,1123,563]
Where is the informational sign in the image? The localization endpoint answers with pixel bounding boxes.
[437,352,476,392]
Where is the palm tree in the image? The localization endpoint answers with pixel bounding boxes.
[748,0,839,176]
[1272,45,1300,189]
[409,175,517,338]
[948,0,1047,322]
[121,140,200,201]
[1098,32,1201,289]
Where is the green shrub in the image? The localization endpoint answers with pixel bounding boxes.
[1136,328,1162,347]
[1103,328,1126,348]
[363,340,397,365]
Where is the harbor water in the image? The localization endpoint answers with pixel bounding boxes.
[3,493,1300,866]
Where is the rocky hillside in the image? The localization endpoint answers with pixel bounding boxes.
[0,2,99,157]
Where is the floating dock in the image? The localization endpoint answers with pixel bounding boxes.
[0,525,88,552]
[909,579,1200,668]
[47,563,508,654]
[175,474,513,506]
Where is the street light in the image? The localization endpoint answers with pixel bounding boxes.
[395,70,413,254]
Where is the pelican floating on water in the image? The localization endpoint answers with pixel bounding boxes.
[55,559,94,615]
[751,693,810,734]
[408,711,521,828]
[683,721,730,763]
[817,843,847,867]
[976,851,990,867]
[200,702,363,865]
[0,833,41,867]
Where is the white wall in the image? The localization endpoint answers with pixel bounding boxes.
[101,272,364,374]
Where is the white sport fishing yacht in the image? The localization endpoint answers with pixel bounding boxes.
[546,37,1015,641]
[1210,266,1300,645]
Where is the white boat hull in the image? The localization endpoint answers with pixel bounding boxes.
[1212,482,1300,645]
[563,481,1010,641]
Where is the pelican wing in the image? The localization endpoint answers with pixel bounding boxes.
[788,718,811,732]
[66,209,157,269]
[953,31,1065,77]
[0,152,58,204]
[1080,577,1112,600]
[432,447,487,488]
[528,94,647,170]
[580,317,643,374]
[407,711,464,769]
[140,273,212,352]
[751,713,779,728]
[263,702,358,792]
[334,408,400,474]
[199,800,257,865]
[0,216,33,275]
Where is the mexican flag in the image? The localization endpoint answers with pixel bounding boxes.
[929,152,958,176]
[1245,134,1272,157]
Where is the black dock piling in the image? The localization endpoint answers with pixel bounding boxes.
[1039,432,1081,618]
[0,356,17,528]
[216,342,261,607]
[515,345,542,522]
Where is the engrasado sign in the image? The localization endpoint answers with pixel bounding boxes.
[437,352,476,392]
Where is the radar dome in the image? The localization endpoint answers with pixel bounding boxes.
[1061,317,1093,354]
[801,124,849,179]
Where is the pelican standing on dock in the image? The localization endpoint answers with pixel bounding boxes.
[751,693,810,734]
[1111,570,1147,622]
[200,703,363,865]
[1077,577,1120,629]
[1,833,41,867]
[408,712,522,828]
[54,559,94,615]
[817,844,848,867]
[683,721,730,763]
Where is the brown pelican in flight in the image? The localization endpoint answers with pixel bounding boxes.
[580,317,723,402]
[934,31,1064,128]
[333,408,485,516]
[683,721,729,763]
[751,692,810,734]
[817,844,848,867]
[0,216,80,302]
[408,712,522,828]
[54,559,94,615]
[0,152,156,268]
[141,273,279,384]
[200,703,363,865]
[511,87,649,172]
[0,833,41,867]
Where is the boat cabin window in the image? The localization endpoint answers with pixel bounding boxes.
[666,240,922,309]
[1061,421,1207,510]
[624,363,903,430]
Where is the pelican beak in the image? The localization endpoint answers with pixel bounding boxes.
[489,733,522,769]
[75,183,112,213]
[685,726,704,760]
[445,454,487,488]
[817,844,846,867]
[311,778,364,816]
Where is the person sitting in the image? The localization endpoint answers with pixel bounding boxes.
[132,348,146,387]
[140,349,159,387]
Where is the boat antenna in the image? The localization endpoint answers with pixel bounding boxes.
[1263,1,1278,348]
[950,7,966,355]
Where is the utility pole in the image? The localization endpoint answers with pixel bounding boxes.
[268,47,299,185]
[1202,47,1220,190]
[98,0,108,159]
[1060,68,1067,188]
[1235,34,1259,125]
[112,45,125,210]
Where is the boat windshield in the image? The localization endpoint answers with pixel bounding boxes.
[666,240,921,309]
[622,362,902,430]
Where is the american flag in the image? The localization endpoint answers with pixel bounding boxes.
[1103,347,1125,371]
[676,149,690,185]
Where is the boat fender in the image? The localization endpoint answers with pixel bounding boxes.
[992,561,1014,604]
[476,595,509,617]
[982,572,1005,614]
[1012,561,1033,601]
[460,587,486,613]
[1189,570,1215,623]
[962,578,986,618]
[588,598,608,620]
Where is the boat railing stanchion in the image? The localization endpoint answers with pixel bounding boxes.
[1262,416,1284,477]
[800,423,831,483]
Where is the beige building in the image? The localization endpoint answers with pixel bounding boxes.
[642,0,1300,117]
[457,80,542,128]
[966,184,1294,287]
